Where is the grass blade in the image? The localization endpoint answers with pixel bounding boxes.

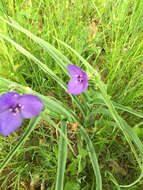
[0,16,69,75]
[0,33,66,91]
[0,113,42,173]
[55,120,67,190]
[94,98,143,118]
[80,126,102,190]
[55,38,100,77]
[42,114,74,155]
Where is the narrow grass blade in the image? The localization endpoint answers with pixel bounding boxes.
[42,113,74,155]
[80,126,102,190]
[94,98,143,118]
[55,38,100,77]
[0,33,66,91]
[120,171,143,188]
[86,107,113,121]
[0,16,69,75]
[55,120,67,190]
[118,119,143,187]
[98,82,143,187]
[0,113,42,173]
[107,171,121,190]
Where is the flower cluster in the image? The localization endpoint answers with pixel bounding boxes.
[0,64,88,136]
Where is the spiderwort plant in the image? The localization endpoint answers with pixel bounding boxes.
[0,92,44,136]
[67,64,88,95]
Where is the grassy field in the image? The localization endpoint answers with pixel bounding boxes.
[0,0,143,189]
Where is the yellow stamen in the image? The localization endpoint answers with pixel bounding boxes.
[15,108,19,113]
[9,108,12,111]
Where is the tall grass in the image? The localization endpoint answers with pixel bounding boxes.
[0,0,143,189]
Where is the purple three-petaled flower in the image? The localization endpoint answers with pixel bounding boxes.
[67,64,88,95]
[0,92,44,136]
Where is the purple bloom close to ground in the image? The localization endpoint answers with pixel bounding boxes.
[0,92,44,136]
[67,64,88,95]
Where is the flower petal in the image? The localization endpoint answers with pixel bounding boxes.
[18,94,44,118]
[68,64,83,77]
[82,72,88,91]
[68,77,84,95]
[0,110,22,136]
[0,92,20,113]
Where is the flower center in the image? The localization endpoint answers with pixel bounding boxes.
[9,104,24,115]
[75,75,84,83]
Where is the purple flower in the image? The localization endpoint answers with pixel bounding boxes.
[67,64,88,95]
[0,92,44,136]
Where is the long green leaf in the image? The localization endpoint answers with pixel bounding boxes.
[55,120,67,190]
[42,114,74,155]
[80,126,102,190]
[0,33,66,91]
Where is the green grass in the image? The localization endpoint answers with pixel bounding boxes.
[0,0,143,189]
